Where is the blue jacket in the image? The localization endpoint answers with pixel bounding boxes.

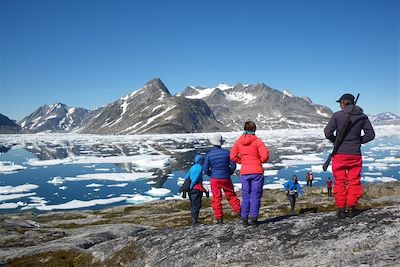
[203,146,236,179]
[284,180,304,197]
[184,155,204,189]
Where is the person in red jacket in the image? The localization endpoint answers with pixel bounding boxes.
[230,121,269,226]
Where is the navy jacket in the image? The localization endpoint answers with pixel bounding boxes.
[324,105,375,155]
[203,146,236,179]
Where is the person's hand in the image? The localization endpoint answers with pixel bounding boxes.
[286,191,289,196]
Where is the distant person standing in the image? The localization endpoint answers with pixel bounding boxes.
[326,177,333,197]
[183,155,207,226]
[306,171,314,187]
[324,93,375,219]
[203,134,241,224]
[230,121,269,226]
[284,175,304,215]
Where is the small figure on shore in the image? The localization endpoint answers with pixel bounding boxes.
[326,177,333,197]
[203,134,241,224]
[324,93,375,219]
[284,175,304,215]
[183,155,208,226]
[306,171,314,187]
[230,121,269,226]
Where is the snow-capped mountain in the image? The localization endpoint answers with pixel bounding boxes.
[0,113,21,134]
[179,83,333,130]
[19,103,90,133]
[369,112,400,126]
[79,78,229,134]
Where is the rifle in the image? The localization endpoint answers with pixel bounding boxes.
[323,94,360,171]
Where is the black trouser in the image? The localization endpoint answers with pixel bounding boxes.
[327,187,332,197]
[189,189,203,223]
[287,195,297,212]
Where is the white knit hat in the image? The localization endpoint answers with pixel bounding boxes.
[209,134,224,146]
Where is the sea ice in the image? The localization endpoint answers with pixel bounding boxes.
[36,197,127,211]
[64,172,155,182]
[125,194,159,204]
[145,187,171,197]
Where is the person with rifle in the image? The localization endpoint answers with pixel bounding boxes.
[324,93,375,219]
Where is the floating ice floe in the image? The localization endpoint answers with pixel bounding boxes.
[0,192,36,201]
[59,186,67,190]
[376,157,400,164]
[64,172,155,182]
[145,187,171,197]
[0,184,38,194]
[0,161,26,174]
[362,176,398,183]
[125,194,159,204]
[27,154,171,171]
[107,183,128,188]
[165,194,184,200]
[362,172,383,176]
[280,154,324,166]
[95,168,110,171]
[264,170,279,176]
[263,184,284,190]
[36,197,127,211]
[47,176,65,185]
[311,164,332,173]
[86,183,104,188]
[0,203,21,209]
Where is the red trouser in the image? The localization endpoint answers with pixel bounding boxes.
[210,178,241,219]
[332,154,363,208]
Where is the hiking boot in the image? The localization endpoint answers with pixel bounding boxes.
[337,208,346,219]
[235,213,242,223]
[290,210,296,216]
[192,222,200,227]
[249,217,258,227]
[242,218,249,226]
[347,207,359,218]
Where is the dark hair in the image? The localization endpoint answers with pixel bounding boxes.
[244,121,256,132]
[292,175,297,179]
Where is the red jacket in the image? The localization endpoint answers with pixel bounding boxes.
[230,134,269,175]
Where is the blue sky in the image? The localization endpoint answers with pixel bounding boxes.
[1,0,399,120]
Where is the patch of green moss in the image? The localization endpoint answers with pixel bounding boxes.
[33,214,88,223]
[104,243,145,267]
[7,250,97,267]
[123,205,147,213]
[55,219,111,229]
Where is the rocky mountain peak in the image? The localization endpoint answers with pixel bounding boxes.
[143,78,171,96]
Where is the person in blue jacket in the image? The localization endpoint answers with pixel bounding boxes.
[184,154,207,226]
[203,134,241,224]
[284,175,304,215]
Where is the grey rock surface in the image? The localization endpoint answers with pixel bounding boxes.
[1,181,400,267]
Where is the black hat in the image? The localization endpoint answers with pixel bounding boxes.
[336,93,355,104]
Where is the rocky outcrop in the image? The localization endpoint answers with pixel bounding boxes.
[0,182,399,266]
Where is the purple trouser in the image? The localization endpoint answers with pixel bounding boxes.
[241,174,265,219]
